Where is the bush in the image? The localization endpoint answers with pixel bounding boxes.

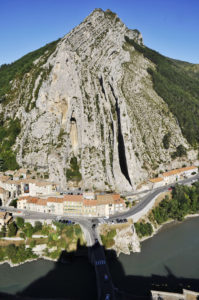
[171,144,187,159]
[20,232,25,239]
[30,240,36,248]
[162,133,171,149]
[134,222,153,238]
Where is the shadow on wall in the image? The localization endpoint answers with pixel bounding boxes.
[0,242,198,300]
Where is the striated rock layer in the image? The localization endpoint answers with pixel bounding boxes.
[1,9,197,191]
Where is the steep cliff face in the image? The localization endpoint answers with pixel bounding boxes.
[0,9,197,191]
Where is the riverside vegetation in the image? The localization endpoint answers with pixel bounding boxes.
[134,182,199,238]
[0,218,84,265]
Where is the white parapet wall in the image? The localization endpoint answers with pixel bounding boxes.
[130,193,161,223]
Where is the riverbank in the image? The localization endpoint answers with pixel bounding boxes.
[135,183,199,246]
[1,217,199,299]
[0,254,59,268]
[140,213,199,243]
[0,219,84,267]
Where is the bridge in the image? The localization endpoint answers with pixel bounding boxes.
[79,219,116,299]
[89,241,116,300]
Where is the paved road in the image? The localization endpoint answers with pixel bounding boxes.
[1,175,198,300]
[1,173,198,241]
[109,174,199,220]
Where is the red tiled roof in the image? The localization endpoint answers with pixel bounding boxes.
[47,197,65,203]
[163,166,197,177]
[149,177,164,183]
[83,200,97,206]
[63,195,84,202]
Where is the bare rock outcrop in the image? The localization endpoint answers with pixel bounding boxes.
[1,8,196,191]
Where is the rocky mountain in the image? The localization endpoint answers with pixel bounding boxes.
[0,8,199,192]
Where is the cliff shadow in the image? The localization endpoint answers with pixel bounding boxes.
[0,242,198,300]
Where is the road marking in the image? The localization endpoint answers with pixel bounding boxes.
[96,260,106,265]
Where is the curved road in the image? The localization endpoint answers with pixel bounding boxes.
[0,173,198,243]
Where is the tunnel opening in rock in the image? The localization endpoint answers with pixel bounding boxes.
[70,117,76,123]
[109,84,132,186]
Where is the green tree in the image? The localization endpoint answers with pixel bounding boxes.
[16,217,24,228]
[134,222,153,238]
[0,225,6,237]
[162,133,171,149]
[66,156,82,182]
[6,244,17,259]
[9,199,17,208]
[34,221,42,233]
[23,222,34,238]
[7,222,18,237]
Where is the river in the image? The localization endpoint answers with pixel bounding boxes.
[0,217,198,299]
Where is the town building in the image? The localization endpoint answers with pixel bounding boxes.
[0,176,57,199]
[162,166,198,185]
[19,179,57,196]
[148,166,198,188]
[17,193,125,217]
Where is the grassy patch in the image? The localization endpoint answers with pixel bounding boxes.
[100,228,116,249]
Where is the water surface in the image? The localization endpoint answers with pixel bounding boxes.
[0,217,198,298]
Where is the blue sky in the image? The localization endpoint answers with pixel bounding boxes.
[0,0,199,65]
